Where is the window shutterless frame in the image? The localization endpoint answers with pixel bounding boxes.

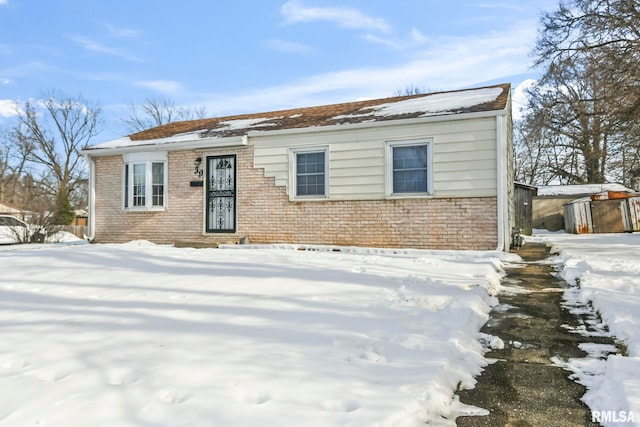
[385,139,433,197]
[122,152,168,211]
[290,146,329,200]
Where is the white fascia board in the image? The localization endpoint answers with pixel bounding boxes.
[81,135,247,157]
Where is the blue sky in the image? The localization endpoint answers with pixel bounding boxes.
[0,0,558,142]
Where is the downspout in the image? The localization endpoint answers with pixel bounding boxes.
[495,114,506,251]
[86,155,96,241]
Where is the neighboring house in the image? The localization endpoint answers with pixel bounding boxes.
[82,84,514,251]
[533,183,634,231]
[0,202,22,217]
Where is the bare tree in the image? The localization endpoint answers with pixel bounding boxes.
[123,98,208,133]
[392,84,432,97]
[0,129,33,205]
[518,0,640,185]
[0,134,11,203]
[525,53,623,183]
[12,91,101,224]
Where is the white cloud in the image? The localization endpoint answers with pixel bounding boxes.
[281,0,390,32]
[0,0,8,5]
[473,2,528,12]
[1,78,11,85]
[363,34,403,49]
[197,19,539,115]
[67,35,142,62]
[410,28,428,44]
[0,99,19,117]
[101,23,142,38]
[364,28,429,49]
[512,78,536,120]
[263,39,312,54]
[134,80,183,95]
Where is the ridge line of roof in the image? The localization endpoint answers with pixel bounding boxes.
[129,83,510,140]
[91,83,510,148]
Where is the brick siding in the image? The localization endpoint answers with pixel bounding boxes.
[93,146,498,250]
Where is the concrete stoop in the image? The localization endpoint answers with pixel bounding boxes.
[456,243,622,427]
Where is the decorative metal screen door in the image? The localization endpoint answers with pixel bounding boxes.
[206,155,236,233]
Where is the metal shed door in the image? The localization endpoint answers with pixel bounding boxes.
[206,155,236,233]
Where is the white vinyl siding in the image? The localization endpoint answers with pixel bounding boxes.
[253,116,498,200]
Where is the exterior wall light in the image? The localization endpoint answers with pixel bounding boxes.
[194,157,203,178]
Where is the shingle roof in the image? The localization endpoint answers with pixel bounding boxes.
[127,83,510,142]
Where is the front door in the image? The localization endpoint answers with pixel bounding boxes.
[206,155,236,233]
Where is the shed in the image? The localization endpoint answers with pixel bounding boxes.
[625,196,640,231]
[534,183,633,231]
[564,191,640,234]
[563,197,592,234]
[514,182,537,235]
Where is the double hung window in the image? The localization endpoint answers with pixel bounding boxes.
[387,140,433,196]
[123,152,167,210]
[291,147,329,199]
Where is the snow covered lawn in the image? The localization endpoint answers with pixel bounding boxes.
[532,232,640,424]
[0,241,514,427]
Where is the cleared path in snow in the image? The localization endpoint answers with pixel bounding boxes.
[456,243,622,427]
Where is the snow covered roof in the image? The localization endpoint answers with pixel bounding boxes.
[0,202,22,215]
[85,84,510,152]
[536,183,634,197]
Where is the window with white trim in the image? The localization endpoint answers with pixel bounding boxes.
[387,140,433,196]
[291,147,329,199]
[123,152,168,210]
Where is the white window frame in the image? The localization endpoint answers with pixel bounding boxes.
[123,152,168,211]
[385,139,434,198]
[290,146,330,201]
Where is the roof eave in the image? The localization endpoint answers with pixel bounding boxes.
[81,135,248,157]
[82,106,508,157]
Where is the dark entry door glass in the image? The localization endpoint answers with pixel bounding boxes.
[206,155,236,233]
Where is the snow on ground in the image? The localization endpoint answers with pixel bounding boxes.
[0,242,517,427]
[530,231,640,425]
[45,231,86,243]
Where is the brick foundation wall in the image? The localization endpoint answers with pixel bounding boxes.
[93,145,498,250]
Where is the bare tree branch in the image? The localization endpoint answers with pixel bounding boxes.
[517,0,640,186]
[123,98,208,133]
[11,91,101,224]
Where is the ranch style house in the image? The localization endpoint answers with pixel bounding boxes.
[82,83,515,250]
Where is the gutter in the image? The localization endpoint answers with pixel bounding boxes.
[80,135,247,158]
[86,155,96,241]
[495,114,507,251]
